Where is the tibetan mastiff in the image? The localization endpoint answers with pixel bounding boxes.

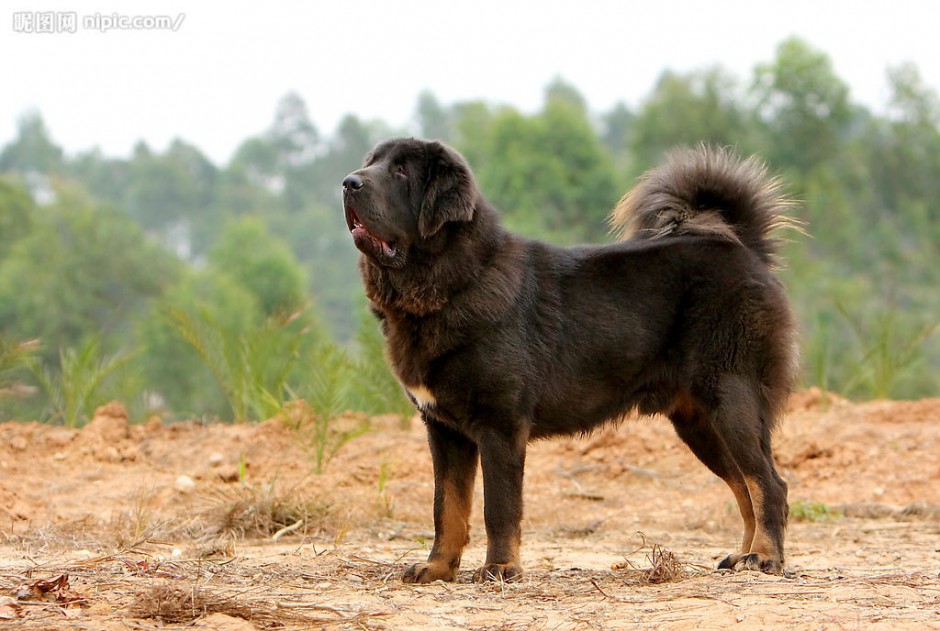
[342,138,798,583]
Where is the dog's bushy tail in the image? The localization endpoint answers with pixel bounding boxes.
[610,145,797,267]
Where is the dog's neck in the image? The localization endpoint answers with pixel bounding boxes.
[361,202,506,318]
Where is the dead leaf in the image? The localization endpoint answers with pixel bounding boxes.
[0,596,22,620]
[14,574,86,607]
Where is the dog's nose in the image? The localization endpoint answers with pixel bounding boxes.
[342,173,364,192]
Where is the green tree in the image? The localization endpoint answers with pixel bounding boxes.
[68,147,131,208]
[473,83,618,239]
[544,76,589,112]
[0,182,180,361]
[209,217,307,318]
[0,178,35,261]
[0,110,65,175]
[630,67,751,173]
[124,139,218,256]
[751,37,851,173]
[416,90,452,141]
[600,101,634,161]
[870,63,940,223]
[269,92,320,167]
[136,268,260,419]
[450,100,498,169]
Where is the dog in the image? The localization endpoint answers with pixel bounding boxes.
[342,138,799,583]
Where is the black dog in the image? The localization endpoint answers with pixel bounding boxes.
[342,139,798,582]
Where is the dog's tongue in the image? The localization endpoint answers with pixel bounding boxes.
[352,226,395,258]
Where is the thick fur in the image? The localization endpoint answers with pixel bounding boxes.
[611,145,797,269]
[342,139,799,583]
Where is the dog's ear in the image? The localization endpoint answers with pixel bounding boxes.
[418,141,478,238]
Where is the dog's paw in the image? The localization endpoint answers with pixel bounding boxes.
[402,561,456,584]
[718,552,783,575]
[473,562,522,583]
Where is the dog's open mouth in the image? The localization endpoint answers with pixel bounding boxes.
[345,206,397,261]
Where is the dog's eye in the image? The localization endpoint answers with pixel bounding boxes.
[395,164,408,179]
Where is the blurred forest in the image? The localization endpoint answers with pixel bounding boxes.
[0,37,938,426]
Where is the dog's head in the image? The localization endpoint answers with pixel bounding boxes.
[342,138,479,269]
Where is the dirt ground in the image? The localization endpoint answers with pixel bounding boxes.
[1,389,938,630]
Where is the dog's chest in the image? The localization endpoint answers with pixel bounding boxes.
[384,317,462,420]
[405,383,437,411]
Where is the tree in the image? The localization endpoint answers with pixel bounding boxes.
[124,139,218,257]
[473,84,619,240]
[630,67,750,173]
[751,37,851,173]
[877,63,940,215]
[208,217,307,318]
[136,267,261,418]
[450,100,497,169]
[544,76,589,113]
[68,147,131,207]
[887,62,940,128]
[600,101,633,160]
[416,90,452,141]
[0,178,34,261]
[268,92,320,170]
[0,181,180,362]
[0,110,64,175]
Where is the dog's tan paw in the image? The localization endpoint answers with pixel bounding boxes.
[402,561,456,584]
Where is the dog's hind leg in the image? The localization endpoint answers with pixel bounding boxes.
[668,399,757,562]
[403,419,478,583]
[709,377,789,574]
[722,436,789,574]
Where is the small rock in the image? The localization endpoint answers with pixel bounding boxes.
[208,452,224,467]
[175,475,196,493]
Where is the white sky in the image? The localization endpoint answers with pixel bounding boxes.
[3,0,939,164]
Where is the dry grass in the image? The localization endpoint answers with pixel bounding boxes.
[2,534,938,630]
[610,538,703,585]
[127,580,384,628]
[641,544,689,584]
[194,482,332,541]
[128,583,210,624]
[1,483,335,574]
[128,582,312,626]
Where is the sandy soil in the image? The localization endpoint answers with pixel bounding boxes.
[0,390,938,630]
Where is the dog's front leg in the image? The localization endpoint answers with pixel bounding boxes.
[474,427,527,582]
[403,419,478,583]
